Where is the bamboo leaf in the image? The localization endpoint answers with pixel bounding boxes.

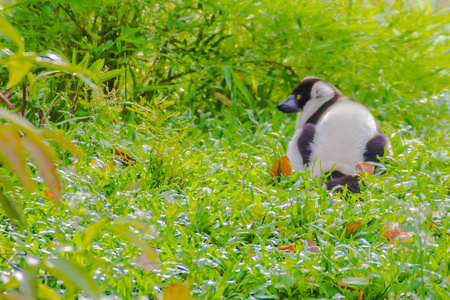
[163,283,192,300]
[5,51,100,86]
[0,192,25,227]
[84,218,158,264]
[0,126,34,191]
[88,59,104,73]
[341,277,369,286]
[114,217,157,236]
[5,53,33,88]
[18,268,38,300]
[106,224,158,263]
[168,12,174,31]
[43,258,100,299]
[30,70,61,94]
[0,108,43,141]
[40,130,84,158]
[223,66,232,90]
[98,68,125,83]
[0,15,25,53]
[22,138,61,205]
[37,284,61,300]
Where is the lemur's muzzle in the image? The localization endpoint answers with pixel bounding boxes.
[277,95,302,113]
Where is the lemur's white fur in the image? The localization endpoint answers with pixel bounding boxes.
[287,79,379,177]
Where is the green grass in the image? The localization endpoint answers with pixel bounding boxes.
[1,0,450,299]
[2,91,449,298]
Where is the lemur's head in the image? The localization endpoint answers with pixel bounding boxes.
[277,77,341,113]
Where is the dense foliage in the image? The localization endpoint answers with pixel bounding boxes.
[0,0,449,299]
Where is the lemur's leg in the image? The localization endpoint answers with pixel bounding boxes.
[325,175,361,193]
[364,134,388,162]
[297,123,316,167]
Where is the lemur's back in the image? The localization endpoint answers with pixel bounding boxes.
[309,100,379,176]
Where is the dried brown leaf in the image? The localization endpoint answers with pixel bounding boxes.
[307,239,319,253]
[114,149,137,166]
[382,222,414,243]
[356,161,375,175]
[0,126,34,191]
[137,247,160,272]
[270,156,292,178]
[345,220,362,235]
[278,244,296,253]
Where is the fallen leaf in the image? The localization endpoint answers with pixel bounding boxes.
[356,161,375,175]
[278,244,296,253]
[43,190,53,200]
[382,222,414,243]
[345,220,362,235]
[306,239,319,253]
[101,161,115,173]
[137,247,160,272]
[114,149,136,166]
[270,156,292,178]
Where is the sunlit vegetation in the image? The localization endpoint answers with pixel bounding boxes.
[0,0,449,299]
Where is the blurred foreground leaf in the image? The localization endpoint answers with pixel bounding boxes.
[43,258,100,299]
[0,192,25,227]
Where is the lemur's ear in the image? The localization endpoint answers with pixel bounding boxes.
[311,81,335,101]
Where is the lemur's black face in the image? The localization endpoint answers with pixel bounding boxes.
[277,78,321,113]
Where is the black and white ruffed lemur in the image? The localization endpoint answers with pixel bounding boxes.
[277,77,389,193]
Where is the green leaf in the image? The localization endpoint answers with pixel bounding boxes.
[43,258,100,299]
[0,15,25,53]
[89,59,104,73]
[18,268,38,300]
[98,68,125,83]
[0,192,25,227]
[106,223,158,263]
[40,130,84,158]
[341,277,369,286]
[31,70,61,90]
[37,284,61,300]
[4,51,100,86]
[214,92,232,106]
[163,283,192,300]
[223,66,232,90]
[168,12,174,31]
[78,53,91,69]
[84,218,158,264]
[6,53,33,88]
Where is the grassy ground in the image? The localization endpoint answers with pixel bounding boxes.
[2,89,449,299]
[1,0,450,299]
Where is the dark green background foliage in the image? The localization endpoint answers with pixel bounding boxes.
[1,0,450,299]
[3,0,449,120]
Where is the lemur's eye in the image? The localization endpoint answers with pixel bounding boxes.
[296,95,301,100]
